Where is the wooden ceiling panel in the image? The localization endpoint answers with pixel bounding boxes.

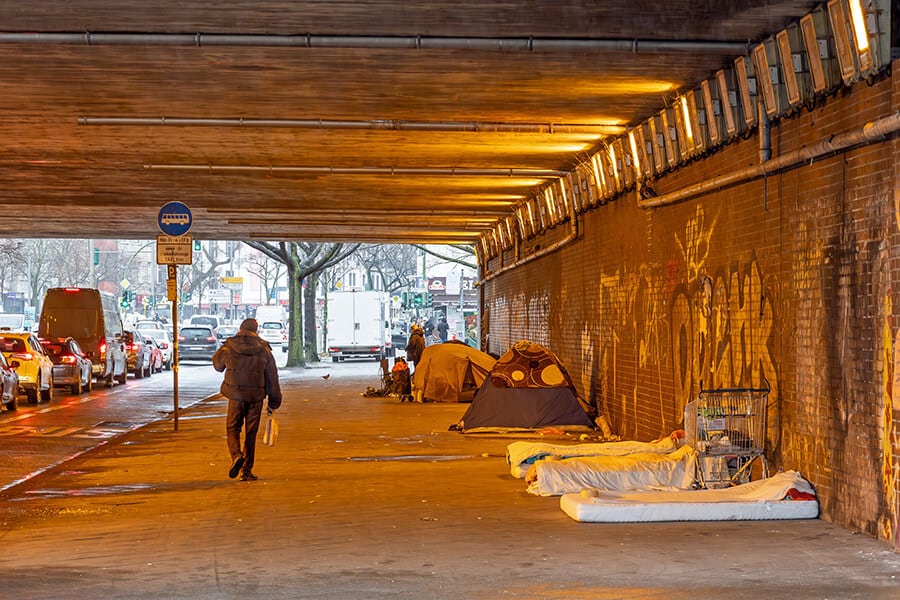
[0,1,819,242]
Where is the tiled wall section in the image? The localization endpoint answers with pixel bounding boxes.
[483,65,899,548]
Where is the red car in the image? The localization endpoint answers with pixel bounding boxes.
[146,337,165,373]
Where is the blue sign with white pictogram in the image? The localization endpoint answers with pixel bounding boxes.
[158,201,193,236]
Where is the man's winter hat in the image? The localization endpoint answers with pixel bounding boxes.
[239,318,259,333]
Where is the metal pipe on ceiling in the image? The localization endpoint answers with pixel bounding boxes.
[639,110,900,210]
[0,32,747,54]
[144,164,567,177]
[78,116,624,135]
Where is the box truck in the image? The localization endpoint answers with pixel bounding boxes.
[325,290,388,362]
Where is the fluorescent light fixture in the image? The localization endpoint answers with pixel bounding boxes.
[686,90,704,152]
[661,108,680,167]
[559,178,570,216]
[636,123,653,177]
[679,96,694,151]
[752,42,779,119]
[647,116,664,173]
[827,0,859,84]
[800,13,828,92]
[590,153,607,199]
[628,130,642,180]
[613,139,632,188]
[515,206,528,238]
[847,0,872,71]
[525,200,536,236]
[715,69,737,136]
[700,80,720,144]
[734,56,757,127]
[776,30,802,106]
[607,144,621,190]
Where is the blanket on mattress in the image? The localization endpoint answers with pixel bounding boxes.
[507,435,682,479]
[560,470,819,522]
[525,444,697,496]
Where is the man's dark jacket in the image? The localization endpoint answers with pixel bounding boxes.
[213,331,282,408]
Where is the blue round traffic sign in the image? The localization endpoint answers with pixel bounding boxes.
[158,201,193,236]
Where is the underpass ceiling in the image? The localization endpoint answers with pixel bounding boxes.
[0,1,820,243]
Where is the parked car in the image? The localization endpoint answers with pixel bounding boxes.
[178,325,219,361]
[259,321,288,352]
[0,332,54,403]
[139,327,173,370]
[0,351,20,411]
[123,330,152,378]
[216,325,239,340]
[146,337,164,373]
[41,337,93,395]
[39,287,127,387]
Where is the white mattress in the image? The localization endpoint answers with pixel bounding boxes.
[560,470,820,522]
[507,436,681,479]
[526,444,697,496]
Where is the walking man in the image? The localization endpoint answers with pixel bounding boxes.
[213,318,282,481]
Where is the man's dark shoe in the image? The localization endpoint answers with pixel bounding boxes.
[228,456,245,479]
[240,472,258,481]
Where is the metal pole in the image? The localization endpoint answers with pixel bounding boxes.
[168,264,180,432]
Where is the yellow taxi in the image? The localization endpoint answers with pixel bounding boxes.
[0,332,54,403]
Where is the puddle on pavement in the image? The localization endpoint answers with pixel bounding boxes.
[347,454,475,462]
[19,484,156,499]
[176,413,226,421]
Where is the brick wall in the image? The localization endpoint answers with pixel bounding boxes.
[483,65,899,548]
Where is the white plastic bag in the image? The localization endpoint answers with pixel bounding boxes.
[262,413,279,446]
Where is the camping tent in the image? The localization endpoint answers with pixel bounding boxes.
[457,340,595,432]
[412,341,496,403]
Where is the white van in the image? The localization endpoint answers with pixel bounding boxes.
[186,314,223,331]
[38,287,128,387]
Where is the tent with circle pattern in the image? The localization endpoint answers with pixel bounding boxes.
[456,340,595,432]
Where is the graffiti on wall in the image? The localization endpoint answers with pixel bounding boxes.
[671,257,778,446]
[883,294,897,545]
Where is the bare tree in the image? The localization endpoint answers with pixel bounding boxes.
[352,244,420,294]
[245,250,286,305]
[244,241,359,367]
[413,243,476,270]
[180,242,234,313]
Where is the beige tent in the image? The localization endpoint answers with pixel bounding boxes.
[412,341,496,402]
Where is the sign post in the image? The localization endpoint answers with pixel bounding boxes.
[158,201,193,432]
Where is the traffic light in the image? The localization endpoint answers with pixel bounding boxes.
[193,240,202,252]
[92,247,100,266]
[401,291,408,308]
[425,293,433,307]
[413,292,423,307]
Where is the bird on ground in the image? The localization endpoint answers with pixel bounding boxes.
[321,374,330,380]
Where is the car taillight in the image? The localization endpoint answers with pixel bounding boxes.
[178,335,185,342]
[206,336,216,342]
[160,342,169,349]
[12,352,33,361]
[60,355,76,364]
[64,288,81,293]
[99,341,107,354]
[369,346,380,352]
[127,343,138,351]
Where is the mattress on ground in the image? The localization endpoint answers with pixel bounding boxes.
[507,436,681,479]
[560,470,820,522]
[526,444,696,496]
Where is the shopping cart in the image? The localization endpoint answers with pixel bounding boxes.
[684,383,769,488]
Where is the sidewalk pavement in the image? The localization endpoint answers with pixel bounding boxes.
[0,365,897,600]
